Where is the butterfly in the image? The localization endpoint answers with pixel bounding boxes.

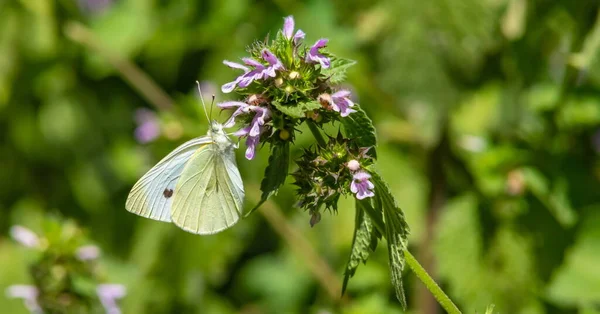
[125,83,244,234]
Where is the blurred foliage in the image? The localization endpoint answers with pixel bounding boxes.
[1,0,600,313]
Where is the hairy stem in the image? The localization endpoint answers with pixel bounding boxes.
[306,119,327,147]
[404,250,462,314]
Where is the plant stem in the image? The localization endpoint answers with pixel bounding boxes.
[404,249,462,314]
[306,119,327,147]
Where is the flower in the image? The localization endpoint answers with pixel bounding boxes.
[76,245,101,261]
[97,284,126,314]
[218,101,271,160]
[306,39,330,68]
[350,171,375,200]
[221,50,284,93]
[6,285,42,314]
[261,49,285,78]
[282,16,305,43]
[10,226,40,248]
[320,90,356,117]
[134,108,160,144]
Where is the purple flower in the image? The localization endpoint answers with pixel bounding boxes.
[78,0,113,15]
[76,245,101,261]
[306,39,330,68]
[6,285,42,314]
[218,101,271,160]
[350,171,375,200]
[320,90,356,117]
[134,108,160,144]
[10,226,40,249]
[282,16,305,43]
[261,49,284,78]
[221,51,284,93]
[97,284,126,314]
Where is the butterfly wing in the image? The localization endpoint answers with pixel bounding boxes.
[125,136,213,222]
[170,143,245,234]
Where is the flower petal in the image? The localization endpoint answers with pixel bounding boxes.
[283,16,294,39]
[223,60,248,71]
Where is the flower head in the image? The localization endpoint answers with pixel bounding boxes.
[282,16,305,43]
[306,39,330,68]
[97,284,126,314]
[350,171,375,200]
[6,285,42,314]
[10,226,40,249]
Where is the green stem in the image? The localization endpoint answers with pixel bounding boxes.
[404,249,462,314]
[306,119,327,147]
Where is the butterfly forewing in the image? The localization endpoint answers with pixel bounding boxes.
[125,136,213,222]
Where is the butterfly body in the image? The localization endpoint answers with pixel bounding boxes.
[126,121,245,235]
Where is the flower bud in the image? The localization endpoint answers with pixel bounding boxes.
[288,71,300,79]
[275,77,284,87]
[347,159,360,171]
[279,129,290,140]
[284,85,294,94]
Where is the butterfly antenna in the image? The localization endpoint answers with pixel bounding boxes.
[210,94,215,121]
[195,81,211,123]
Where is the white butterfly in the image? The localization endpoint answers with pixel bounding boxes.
[125,84,244,235]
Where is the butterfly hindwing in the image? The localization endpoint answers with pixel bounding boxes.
[171,143,245,234]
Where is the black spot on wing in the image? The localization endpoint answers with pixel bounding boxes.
[163,188,174,198]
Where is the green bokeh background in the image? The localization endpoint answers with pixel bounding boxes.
[1,0,600,313]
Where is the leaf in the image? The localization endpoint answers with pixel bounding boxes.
[342,198,382,294]
[321,55,357,84]
[247,142,290,216]
[372,172,410,309]
[546,207,600,306]
[341,105,378,158]
[272,100,321,119]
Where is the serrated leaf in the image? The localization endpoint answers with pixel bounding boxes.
[321,55,357,83]
[341,105,377,158]
[342,198,382,294]
[247,142,290,216]
[272,100,321,118]
[372,172,410,309]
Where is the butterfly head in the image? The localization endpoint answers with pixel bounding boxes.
[208,120,225,136]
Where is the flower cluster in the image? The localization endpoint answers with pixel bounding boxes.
[292,135,374,225]
[6,223,126,314]
[219,15,374,226]
[217,16,360,160]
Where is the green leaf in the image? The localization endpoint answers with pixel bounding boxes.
[321,55,357,84]
[272,100,321,119]
[372,172,410,309]
[247,142,290,216]
[341,104,378,157]
[342,198,382,294]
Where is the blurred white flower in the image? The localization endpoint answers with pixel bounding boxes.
[6,285,42,314]
[10,226,40,249]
